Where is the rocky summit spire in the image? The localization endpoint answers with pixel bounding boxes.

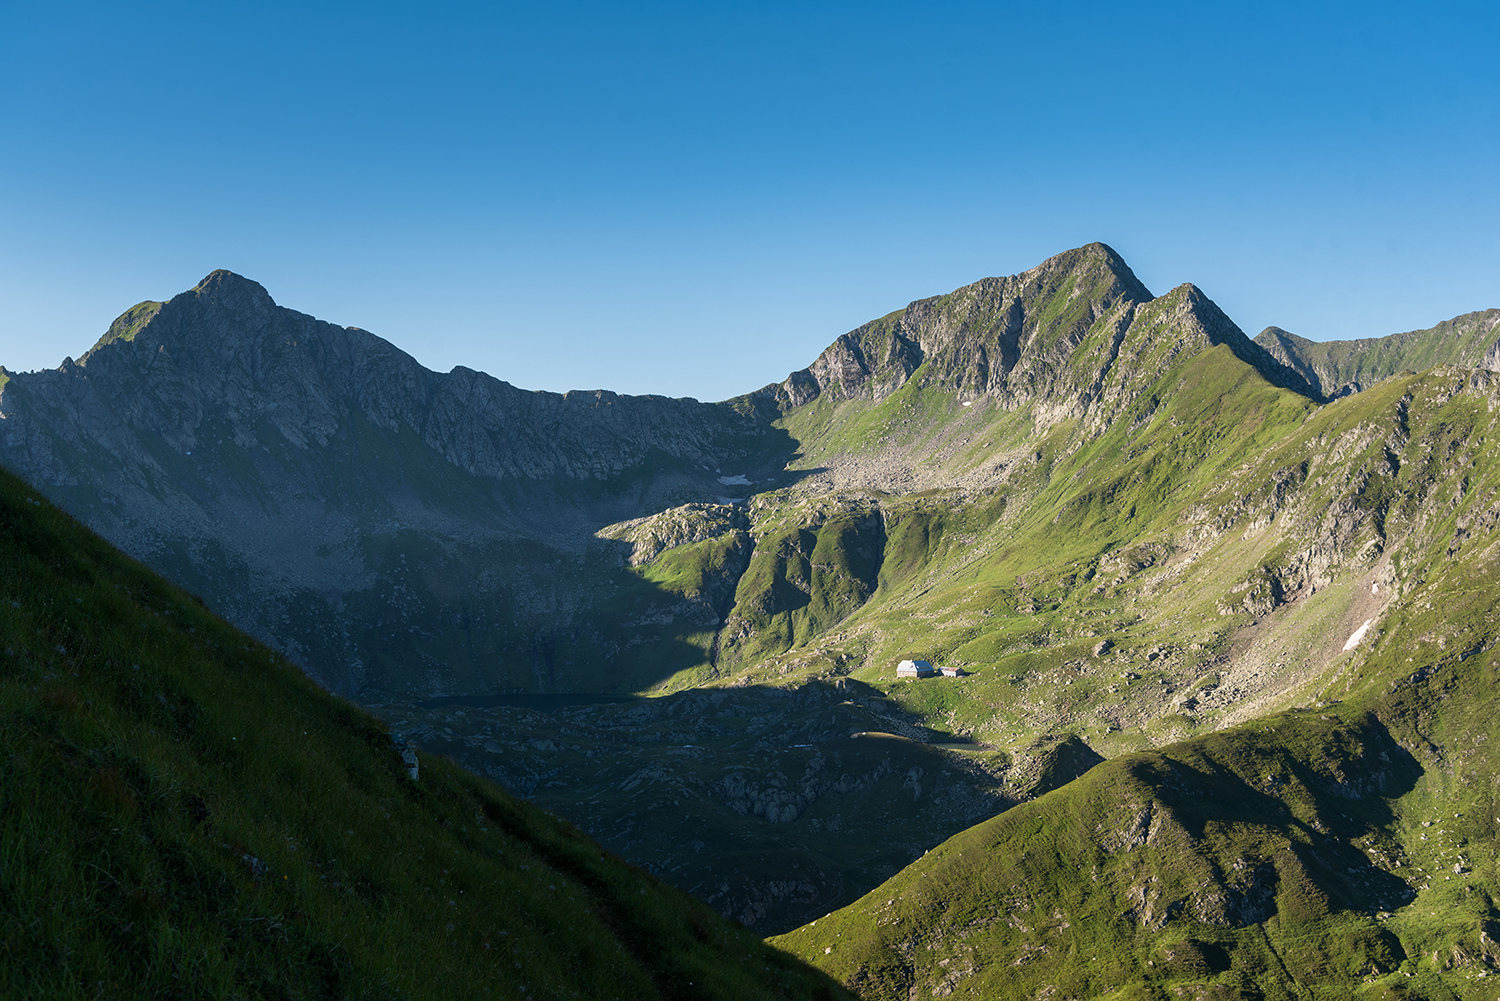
[173,269,281,342]
[190,268,276,304]
[76,270,278,371]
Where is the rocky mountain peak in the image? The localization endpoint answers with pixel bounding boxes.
[175,268,280,340]
[737,242,1160,417]
[75,270,280,373]
[1107,282,1321,402]
[1256,325,1310,349]
[741,244,1319,423]
[1253,325,1326,394]
[192,268,273,299]
[1026,241,1152,300]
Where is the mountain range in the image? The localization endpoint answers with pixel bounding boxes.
[6,243,1500,997]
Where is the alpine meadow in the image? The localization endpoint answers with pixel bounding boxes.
[7,242,1500,999]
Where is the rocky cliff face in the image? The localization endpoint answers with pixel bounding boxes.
[1254,308,1500,399]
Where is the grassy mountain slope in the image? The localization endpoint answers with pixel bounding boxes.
[771,367,1500,998]
[776,649,1500,998]
[1255,309,1500,399]
[0,465,851,1000]
[702,328,1328,734]
[702,353,1494,762]
[701,276,1323,685]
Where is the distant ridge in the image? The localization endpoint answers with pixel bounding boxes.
[1255,308,1500,399]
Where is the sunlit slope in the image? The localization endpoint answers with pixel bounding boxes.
[772,706,1458,999]
[0,468,852,1001]
[701,279,1322,686]
[772,562,1500,996]
[776,341,1320,692]
[772,372,1500,999]
[708,360,1500,756]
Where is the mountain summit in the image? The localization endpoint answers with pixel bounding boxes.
[743,243,1319,425]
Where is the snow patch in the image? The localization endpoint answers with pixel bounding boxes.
[1343,618,1375,652]
[961,401,973,407]
[716,474,751,486]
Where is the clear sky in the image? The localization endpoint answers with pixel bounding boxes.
[2,1,1497,401]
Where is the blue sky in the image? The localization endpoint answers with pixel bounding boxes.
[2,1,1497,400]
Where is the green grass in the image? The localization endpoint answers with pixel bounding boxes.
[86,300,164,354]
[771,690,1500,999]
[0,466,853,1000]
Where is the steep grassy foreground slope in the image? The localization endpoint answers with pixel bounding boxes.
[0,467,851,1000]
[772,368,1500,999]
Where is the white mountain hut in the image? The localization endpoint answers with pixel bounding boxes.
[896,659,937,678]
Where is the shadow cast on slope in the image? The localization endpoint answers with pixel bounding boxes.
[368,678,1021,934]
[1132,709,1422,923]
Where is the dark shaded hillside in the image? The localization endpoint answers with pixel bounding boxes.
[0,466,852,1000]
[0,270,792,696]
[362,680,1056,935]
